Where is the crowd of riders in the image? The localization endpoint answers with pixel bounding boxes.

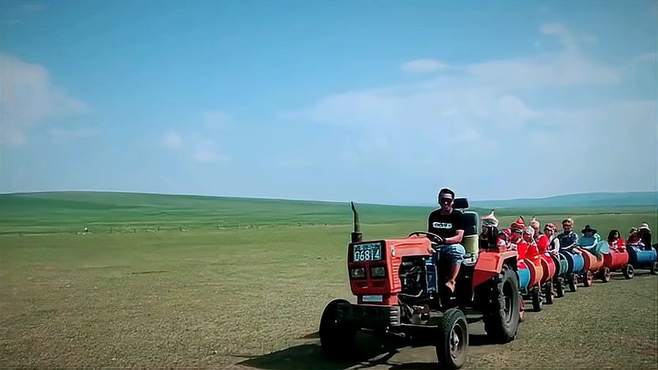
[427,188,654,293]
[478,214,653,256]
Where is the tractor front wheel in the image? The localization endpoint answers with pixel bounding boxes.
[436,308,468,369]
[623,264,634,280]
[320,299,356,359]
[650,261,658,275]
[483,265,520,343]
[601,267,611,283]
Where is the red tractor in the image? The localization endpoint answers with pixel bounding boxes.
[320,199,521,368]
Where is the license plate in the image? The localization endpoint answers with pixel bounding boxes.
[362,295,383,303]
[353,242,382,262]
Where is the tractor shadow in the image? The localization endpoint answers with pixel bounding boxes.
[238,333,403,370]
[238,325,497,370]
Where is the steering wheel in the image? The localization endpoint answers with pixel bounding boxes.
[408,231,444,244]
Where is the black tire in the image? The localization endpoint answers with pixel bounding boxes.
[601,267,611,283]
[623,264,634,280]
[320,299,356,359]
[544,280,554,304]
[483,265,520,343]
[651,261,658,275]
[555,277,565,298]
[436,308,468,369]
[583,270,593,287]
[568,274,577,292]
[531,287,543,312]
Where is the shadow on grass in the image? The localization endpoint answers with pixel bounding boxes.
[238,333,399,369]
[238,329,497,369]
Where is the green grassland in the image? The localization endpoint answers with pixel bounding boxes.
[0,192,656,368]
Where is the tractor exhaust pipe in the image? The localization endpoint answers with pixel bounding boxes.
[350,201,362,243]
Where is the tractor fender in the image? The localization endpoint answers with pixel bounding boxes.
[472,250,518,289]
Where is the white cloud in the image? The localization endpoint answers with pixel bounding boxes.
[162,130,183,150]
[401,59,448,74]
[161,112,232,163]
[285,23,656,196]
[540,22,577,51]
[0,54,87,145]
[192,140,229,163]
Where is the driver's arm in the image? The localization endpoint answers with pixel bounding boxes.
[444,229,464,245]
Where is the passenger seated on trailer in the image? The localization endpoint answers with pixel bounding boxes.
[627,227,643,246]
[427,188,465,294]
[557,218,579,251]
[538,223,560,255]
[530,217,542,242]
[479,210,499,249]
[507,217,526,254]
[607,230,625,251]
[577,225,601,248]
[577,225,609,256]
[637,223,653,251]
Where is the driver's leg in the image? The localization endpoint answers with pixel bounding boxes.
[444,244,465,293]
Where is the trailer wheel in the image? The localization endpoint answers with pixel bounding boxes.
[436,308,468,369]
[568,274,578,292]
[483,265,520,343]
[623,264,634,280]
[583,270,593,287]
[651,262,658,275]
[544,280,554,304]
[601,267,611,283]
[531,287,542,312]
[320,299,356,359]
[554,277,565,298]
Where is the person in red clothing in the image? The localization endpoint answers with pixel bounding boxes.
[607,229,625,250]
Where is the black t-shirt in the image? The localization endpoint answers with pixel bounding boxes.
[428,209,464,240]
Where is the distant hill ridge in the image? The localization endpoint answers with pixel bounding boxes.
[472,192,657,209]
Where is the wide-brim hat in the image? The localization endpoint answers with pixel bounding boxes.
[582,225,597,234]
[639,223,651,231]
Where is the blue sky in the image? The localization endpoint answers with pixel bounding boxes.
[1,0,656,204]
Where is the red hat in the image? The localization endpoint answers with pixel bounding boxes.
[511,216,525,231]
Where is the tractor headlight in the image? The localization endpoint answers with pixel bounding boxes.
[350,267,366,279]
[371,266,386,278]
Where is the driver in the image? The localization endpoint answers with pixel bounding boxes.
[427,188,465,293]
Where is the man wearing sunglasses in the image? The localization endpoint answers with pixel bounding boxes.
[428,188,465,293]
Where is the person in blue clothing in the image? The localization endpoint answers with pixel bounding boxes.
[577,225,609,256]
[578,225,601,248]
[557,218,579,251]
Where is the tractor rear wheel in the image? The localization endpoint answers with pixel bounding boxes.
[601,267,611,283]
[583,271,593,287]
[554,277,565,298]
[623,264,634,280]
[436,308,468,369]
[320,299,356,359]
[531,287,542,312]
[544,280,554,304]
[568,274,578,292]
[483,265,520,343]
